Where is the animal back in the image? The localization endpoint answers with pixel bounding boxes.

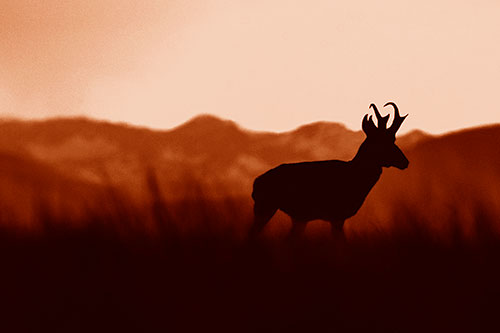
[254,160,371,222]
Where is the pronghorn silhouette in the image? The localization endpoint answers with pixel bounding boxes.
[250,102,408,239]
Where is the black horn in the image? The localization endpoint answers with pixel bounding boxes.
[369,103,389,129]
[362,114,377,136]
[385,102,407,135]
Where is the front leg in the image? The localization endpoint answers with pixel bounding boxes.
[290,219,307,240]
[329,220,345,242]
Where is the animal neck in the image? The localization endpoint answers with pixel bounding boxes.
[350,140,383,181]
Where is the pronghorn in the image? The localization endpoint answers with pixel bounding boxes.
[250,102,408,239]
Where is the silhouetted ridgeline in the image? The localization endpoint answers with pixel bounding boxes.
[0,115,370,196]
[0,116,498,235]
[0,114,425,194]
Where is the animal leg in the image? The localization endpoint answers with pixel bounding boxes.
[329,220,346,242]
[289,220,307,240]
[248,201,277,239]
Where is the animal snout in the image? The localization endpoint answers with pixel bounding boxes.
[400,158,409,170]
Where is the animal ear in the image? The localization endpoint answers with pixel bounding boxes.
[362,114,377,137]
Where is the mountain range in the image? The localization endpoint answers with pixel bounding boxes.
[0,114,429,192]
[0,114,498,231]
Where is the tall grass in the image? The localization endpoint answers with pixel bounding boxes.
[0,174,499,332]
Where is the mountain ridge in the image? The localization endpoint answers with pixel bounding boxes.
[0,114,497,198]
[0,114,499,228]
[0,113,437,137]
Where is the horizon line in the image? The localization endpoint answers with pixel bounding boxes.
[0,112,498,137]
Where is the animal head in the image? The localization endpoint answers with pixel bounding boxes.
[361,102,409,170]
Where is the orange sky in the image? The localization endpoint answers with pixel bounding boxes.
[0,0,499,134]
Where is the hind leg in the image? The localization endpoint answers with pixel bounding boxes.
[329,220,346,243]
[289,220,307,240]
[248,201,277,239]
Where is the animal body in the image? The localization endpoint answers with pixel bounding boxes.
[250,102,409,239]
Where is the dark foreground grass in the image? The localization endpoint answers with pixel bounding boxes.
[0,190,500,333]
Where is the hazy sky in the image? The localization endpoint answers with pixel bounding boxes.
[1,0,499,134]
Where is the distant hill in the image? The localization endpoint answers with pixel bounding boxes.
[1,114,499,232]
[0,115,431,197]
[350,124,500,235]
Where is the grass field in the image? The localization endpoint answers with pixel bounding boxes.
[1,176,499,333]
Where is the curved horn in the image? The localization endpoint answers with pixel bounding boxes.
[384,102,408,135]
[361,114,377,136]
[369,103,389,129]
[362,114,377,136]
